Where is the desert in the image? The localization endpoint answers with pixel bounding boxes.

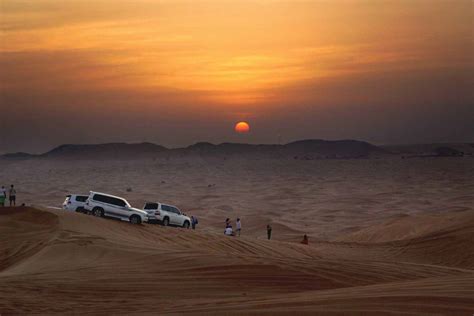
[2,0,473,314]
[1,145,473,315]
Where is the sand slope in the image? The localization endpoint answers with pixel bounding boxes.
[1,207,473,315]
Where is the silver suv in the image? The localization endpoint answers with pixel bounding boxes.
[85,191,148,224]
[143,202,191,228]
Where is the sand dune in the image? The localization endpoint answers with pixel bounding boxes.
[1,206,473,314]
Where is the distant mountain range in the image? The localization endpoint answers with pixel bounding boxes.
[2,140,472,160]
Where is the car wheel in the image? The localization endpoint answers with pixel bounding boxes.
[76,207,84,213]
[162,217,169,226]
[183,221,190,229]
[130,215,141,224]
[93,208,104,217]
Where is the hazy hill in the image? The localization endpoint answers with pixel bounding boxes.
[177,139,389,159]
[383,143,474,157]
[0,152,37,159]
[0,139,390,160]
[6,142,166,160]
[284,139,387,159]
[4,140,473,160]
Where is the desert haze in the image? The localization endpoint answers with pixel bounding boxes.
[1,141,473,314]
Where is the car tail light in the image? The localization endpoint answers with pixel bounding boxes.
[67,201,71,204]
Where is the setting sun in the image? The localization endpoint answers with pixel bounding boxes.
[235,122,250,134]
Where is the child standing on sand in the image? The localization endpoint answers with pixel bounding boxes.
[267,224,272,240]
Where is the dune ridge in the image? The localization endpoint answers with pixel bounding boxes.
[1,207,473,314]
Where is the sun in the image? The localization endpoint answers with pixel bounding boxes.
[235,121,250,134]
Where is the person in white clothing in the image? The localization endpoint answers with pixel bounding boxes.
[236,218,241,237]
[224,225,234,236]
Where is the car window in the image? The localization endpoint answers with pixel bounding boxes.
[75,196,88,202]
[144,203,158,210]
[161,205,171,212]
[171,207,180,214]
[93,194,108,203]
[111,197,126,207]
[93,194,126,207]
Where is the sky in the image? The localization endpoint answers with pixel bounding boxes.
[0,0,473,154]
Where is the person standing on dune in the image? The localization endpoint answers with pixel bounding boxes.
[301,234,309,245]
[236,218,241,236]
[0,186,6,207]
[9,185,16,207]
[267,224,272,240]
[191,215,198,230]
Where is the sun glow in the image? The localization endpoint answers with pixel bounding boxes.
[235,122,250,134]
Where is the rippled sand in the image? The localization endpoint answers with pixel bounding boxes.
[1,157,473,314]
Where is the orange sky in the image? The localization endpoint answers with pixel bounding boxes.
[0,0,472,152]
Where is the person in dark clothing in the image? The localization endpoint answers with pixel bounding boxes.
[267,224,272,240]
[191,216,198,230]
[301,234,309,245]
[9,185,16,207]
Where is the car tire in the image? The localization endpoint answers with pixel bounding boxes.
[162,217,170,226]
[76,207,84,213]
[130,215,141,224]
[183,221,190,229]
[93,207,104,217]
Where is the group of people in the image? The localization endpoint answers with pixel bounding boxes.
[0,185,16,207]
[223,219,308,244]
[222,219,278,242]
[224,217,242,236]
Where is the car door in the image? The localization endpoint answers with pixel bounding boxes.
[113,197,129,220]
[170,206,183,226]
[101,196,126,219]
[161,205,174,223]
[94,194,114,216]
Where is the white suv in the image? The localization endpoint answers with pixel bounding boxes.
[63,194,88,212]
[85,191,148,224]
[143,202,191,228]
